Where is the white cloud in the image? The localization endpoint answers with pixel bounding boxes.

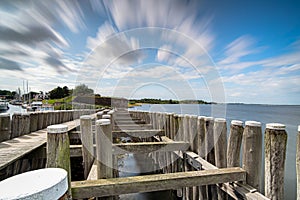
[0,0,86,75]
[219,35,257,65]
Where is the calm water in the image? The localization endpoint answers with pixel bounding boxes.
[130,103,300,200]
[0,104,26,116]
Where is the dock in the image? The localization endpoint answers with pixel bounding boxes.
[0,106,299,200]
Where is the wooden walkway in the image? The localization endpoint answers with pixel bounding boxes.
[0,119,81,171]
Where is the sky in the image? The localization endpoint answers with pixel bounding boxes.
[0,0,300,105]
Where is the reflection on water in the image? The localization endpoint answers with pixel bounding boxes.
[119,154,178,200]
[3,104,27,117]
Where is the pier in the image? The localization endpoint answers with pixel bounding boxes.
[0,107,299,200]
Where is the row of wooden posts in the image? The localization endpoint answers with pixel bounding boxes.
[45,109,114,199]
[32,109,299,199]
[0,109,97,143]
[129,110,299,200]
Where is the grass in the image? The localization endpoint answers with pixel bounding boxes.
[43,96,75,105]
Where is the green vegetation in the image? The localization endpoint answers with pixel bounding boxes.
[129,98,180,104]
[129,98,211,105]
[72,84,94,96]
[49,86,70,99]
[0,90,16,99]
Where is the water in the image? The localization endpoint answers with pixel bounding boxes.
[0,104,26,116]
[130,103,300,199]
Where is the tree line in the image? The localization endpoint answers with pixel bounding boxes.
[0,84,95,100]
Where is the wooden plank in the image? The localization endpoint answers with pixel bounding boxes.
[113,141,189,154]
[115,120,146,125]
[0,118,81,170]
[71,167,246,199]
[87,160,98,180]
[0,129,47,171]
[185,151,269,200]
[114,124,153,130]
[70,141,190,156]
[112,129,165,138]
[153,137,269,200]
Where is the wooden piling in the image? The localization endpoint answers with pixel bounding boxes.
[11,113,30,138]
[46,124,71,198]
[95,119,113,200]
[80,115,94,179]
[242,121,262,191]
[197,116,207,200]
[0,113,10,142]
[37,111,44,130]
[214,118,227,169]
[297,125,300,200]
[205,117,217,200]
[214,118,227,200]
[227,120,244,167]
[264,123,287,200]
[95,119,113,179]
[29,112,38,133]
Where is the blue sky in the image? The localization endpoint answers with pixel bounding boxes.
[0,0,300,105]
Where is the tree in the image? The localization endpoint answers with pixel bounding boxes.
[48,86,70,99]
[72,84,94,96]
[62,86,70,97]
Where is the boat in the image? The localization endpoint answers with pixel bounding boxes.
[27,101,54,112]
[0,100,9,111]
[9,100,23,106]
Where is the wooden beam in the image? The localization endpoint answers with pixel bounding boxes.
[113,141,189,154]
[69,141,189,156]
[153,137,269,200]
[115,120,146,124]
[112,129,165,138]
[71,167,246,199]
[185,151,269,200]
[114,124,153,130]
[70,129,165,141]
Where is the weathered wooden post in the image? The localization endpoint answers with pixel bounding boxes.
[11,113,30,138]
[11,112,20,138]
[37,111,44,130]
[214,118,227,168]
[264,123,287,200]
[196,115,207,200]
[214,118,227,200]
[242,121,262,191]
[204,116,217,200]
[42,111,49,128]
[174,114,184,198]
[29,112,38,133]
[197,116,206,158]
[227,120,244,167]
[297,125,300,200]
[80,115,94,179]
[22,113,30,135]
[95,119,113,199]
[46,124,71,198]
[0,113,10,142]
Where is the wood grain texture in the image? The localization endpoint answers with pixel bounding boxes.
[72,167,246,199]
[264,128,287,200]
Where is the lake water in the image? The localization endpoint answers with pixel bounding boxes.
[130,103,300,200]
